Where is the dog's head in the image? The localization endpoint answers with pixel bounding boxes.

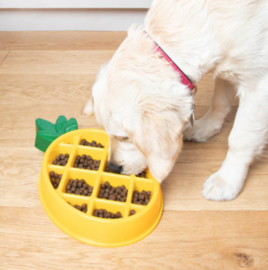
[84,27,193,183]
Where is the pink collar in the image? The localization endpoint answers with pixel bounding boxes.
[146,31,197,95]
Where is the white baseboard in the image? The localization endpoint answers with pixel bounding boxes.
[0,9,148,31]
[0,0,152,9]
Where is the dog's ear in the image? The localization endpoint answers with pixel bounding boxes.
[82,63,109,117]
[82,96,94,116]
[123,105,185,183]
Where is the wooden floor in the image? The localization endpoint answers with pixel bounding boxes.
[1,32,268,270]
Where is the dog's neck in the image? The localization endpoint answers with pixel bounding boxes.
[144,1,220,85]
[145,29,218,86]
[145,30,197,94]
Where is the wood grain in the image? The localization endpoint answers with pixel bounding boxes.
[0,31,127,51]
[1,208,268,270]
[0,50,9,66]
[0,51,115,75]
[0,31,268,270]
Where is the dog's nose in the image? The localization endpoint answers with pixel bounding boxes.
[108,162,123,173]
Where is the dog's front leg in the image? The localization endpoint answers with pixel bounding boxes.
[184,77,235,142]
[202,79,268,201]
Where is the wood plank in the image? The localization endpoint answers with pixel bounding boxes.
[0,208,268,270]
[0,50,9,65]
[0,31,127,51]
[0,50,115,75]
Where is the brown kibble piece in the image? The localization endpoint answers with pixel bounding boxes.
[115,212,122,218]
[105,181,110,188]
[52,153,69,166]
[83,183,88,189]
[130,210,136,216]
[139,194,145,200]
[98,182,128,201]
[132,189,151,205]
[94,209,122,219]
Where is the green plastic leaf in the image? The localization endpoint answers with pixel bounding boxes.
[55,115,67,135]
[64,118,78,133]
[35,115,78,153]
[37,130,59,142]
[36,118,57,133]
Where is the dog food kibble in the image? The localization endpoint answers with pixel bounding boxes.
[132,190,151,205]
[98,181,128,202]
[72,203,88,213]
[49,171,62,189]
[52,153,69,166]
[129,210,136,216]
[80,139,104,148]
[74,155,101,171]
[66,179,93,196]
[93,209,122,219]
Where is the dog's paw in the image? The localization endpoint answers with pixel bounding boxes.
[202,173,241,201]
[82,97,94,116]
[183,117,222,142]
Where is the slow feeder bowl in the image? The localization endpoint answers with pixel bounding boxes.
[39,129,163,247]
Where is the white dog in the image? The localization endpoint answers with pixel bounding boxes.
[83,0,268,201]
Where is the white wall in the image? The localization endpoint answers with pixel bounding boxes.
[0,9,148,31]
[0,0,152,31]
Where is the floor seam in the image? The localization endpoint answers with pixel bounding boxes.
[0,50,10,67]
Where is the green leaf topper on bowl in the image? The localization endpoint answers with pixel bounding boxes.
[35,115,78,152]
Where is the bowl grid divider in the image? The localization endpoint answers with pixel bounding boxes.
[47,133,149,219]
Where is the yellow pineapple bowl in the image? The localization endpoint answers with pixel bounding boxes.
[39,129,163,247]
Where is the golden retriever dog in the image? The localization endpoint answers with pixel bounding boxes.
[83,0,268,201]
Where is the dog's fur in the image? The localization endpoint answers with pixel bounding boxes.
[83,0,268,201]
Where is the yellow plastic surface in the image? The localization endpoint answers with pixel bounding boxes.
[39,129,163,247]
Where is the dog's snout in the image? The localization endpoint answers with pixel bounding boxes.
[108,162,123,173]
